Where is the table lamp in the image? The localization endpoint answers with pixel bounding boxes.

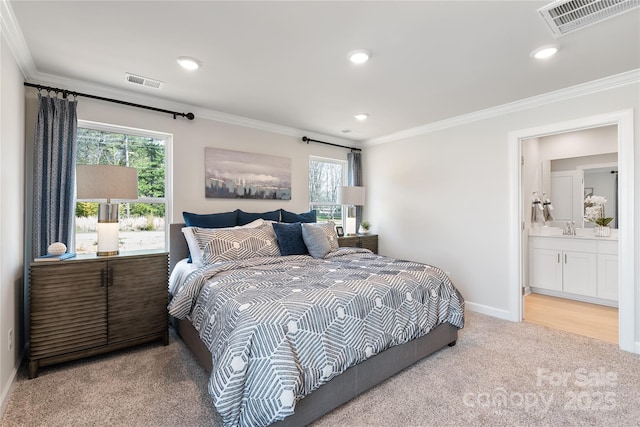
[76,165,138,256]
[337,185,365,235]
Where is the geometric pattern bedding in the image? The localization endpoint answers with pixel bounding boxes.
[168,248,465,427]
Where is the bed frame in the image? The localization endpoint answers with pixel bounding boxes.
[169,223,458,426]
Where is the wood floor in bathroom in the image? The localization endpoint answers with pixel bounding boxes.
[524,293,618,344]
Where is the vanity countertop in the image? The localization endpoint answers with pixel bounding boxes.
[529,227,618,241]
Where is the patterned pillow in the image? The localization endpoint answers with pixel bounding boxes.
[305,221,339,251]
[183,219,266,267]
[194,225,281,265]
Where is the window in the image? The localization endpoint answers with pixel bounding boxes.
[75,121,171,254]
[309,156,346,224]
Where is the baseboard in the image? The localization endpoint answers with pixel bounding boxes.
[465,301,512,321]
[530,287,618,308]
[0,348,25,418]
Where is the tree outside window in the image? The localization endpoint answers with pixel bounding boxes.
[75,123,169,254]
[309,157,346,224]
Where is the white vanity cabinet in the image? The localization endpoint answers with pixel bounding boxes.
[529,235,617,307]
[596,240,618,301]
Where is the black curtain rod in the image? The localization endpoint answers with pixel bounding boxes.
[24,82,195,120]
[302,136,361,152]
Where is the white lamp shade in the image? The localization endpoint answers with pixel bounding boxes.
[337,186,365,206]
[76,165,138,201]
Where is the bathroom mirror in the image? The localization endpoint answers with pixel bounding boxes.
[522,125,618,230]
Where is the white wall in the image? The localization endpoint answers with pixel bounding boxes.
[551,153,618,172]
[540,125,617,161]
[363,83,639,334]
[0,35,25,415]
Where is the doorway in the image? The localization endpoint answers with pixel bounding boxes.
[507,109,635,353]
[520,126,619,343]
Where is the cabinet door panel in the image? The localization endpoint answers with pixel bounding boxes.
[30,262,107,359]
[550,170,584,225]
[531,249,562,291]
[597,254,618,301]
[562,251,597,296]
[107,255,168,343]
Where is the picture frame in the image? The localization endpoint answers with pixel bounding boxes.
[204,147,291,199]
[335,226,344,237]
[584,187,594,198]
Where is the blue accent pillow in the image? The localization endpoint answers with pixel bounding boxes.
[237,209,280,225]
[183,211,238,228]
[280,209,317,223]
[272,222,308,256]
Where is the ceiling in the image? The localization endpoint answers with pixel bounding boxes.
[5,1,640,144]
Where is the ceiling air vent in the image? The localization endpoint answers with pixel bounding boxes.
[125,73,164,89]
[538,0,640,37]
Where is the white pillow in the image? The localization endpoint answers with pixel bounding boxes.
[182,218,266,267]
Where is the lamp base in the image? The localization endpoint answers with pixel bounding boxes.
[97,203,120,256]
[97,250,119,256]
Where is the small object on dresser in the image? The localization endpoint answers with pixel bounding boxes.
[358,221,371,235]
[47,242,67,255]
[34,252,76,262]
[335,226,344,237]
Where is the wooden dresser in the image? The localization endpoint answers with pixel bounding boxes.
[338,234,378,254]
[28,250,169,378]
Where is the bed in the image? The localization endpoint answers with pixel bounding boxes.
[168,220,464,427]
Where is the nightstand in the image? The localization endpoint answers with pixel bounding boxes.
[338,234,378,254]
[28,250,169,378]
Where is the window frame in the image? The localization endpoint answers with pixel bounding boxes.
[309,155,347,226]
[75,120,173,251]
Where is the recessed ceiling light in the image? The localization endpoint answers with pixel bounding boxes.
[354,113,369,121]
[177,56,202,70]
[530,45,560,60]
[348,49,371,64]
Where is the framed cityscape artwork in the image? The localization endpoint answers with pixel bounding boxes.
[204,147,292,199]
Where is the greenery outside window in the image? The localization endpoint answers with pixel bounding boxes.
[75,121,171,254]
[309,156,346,225]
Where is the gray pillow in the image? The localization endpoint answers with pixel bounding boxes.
[301,223,332,258]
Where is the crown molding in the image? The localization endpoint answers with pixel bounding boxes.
[1,0,37,79]
[191,106,358,146]
[24,71,356,148]
[362,69,640,147]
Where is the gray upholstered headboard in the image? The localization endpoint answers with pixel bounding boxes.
[169,223,189,273]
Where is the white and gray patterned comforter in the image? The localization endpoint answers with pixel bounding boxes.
[168,248,464,427]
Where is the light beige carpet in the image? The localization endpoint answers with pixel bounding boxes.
[2,311,639,426]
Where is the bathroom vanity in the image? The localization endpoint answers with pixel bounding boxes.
[528,228,618,307]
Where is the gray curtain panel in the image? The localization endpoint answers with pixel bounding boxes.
[347,151,363,232]
[32,93,78,258]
